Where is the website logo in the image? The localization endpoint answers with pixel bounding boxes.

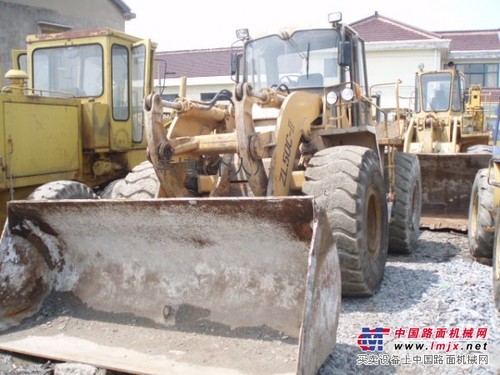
[357,327,391,351]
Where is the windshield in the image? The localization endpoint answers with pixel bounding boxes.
[244,29,340,91]
[33,44,103,98]
[420,72,452,112]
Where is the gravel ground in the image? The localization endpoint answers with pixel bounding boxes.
[1,229,499,374]
[319,229,500,375]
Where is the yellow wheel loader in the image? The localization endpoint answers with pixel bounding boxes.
[0,29,156,224]
[0,13,421,374]
[404,65,491,230]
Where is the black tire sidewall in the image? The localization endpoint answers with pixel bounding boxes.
[28,181,97,200]
[303,146,388,296]
[468,169,494,258]
[388,152,422,253]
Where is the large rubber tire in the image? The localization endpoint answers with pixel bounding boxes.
[468,168,494,259]
[98,179,122,199]
[28,180,97,200]
[494,212,500,312]
[3,180,97,325]
[110,161,159,199]
[303,146,388,297]
[388,152,422,253]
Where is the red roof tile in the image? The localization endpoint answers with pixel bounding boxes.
[155,48,234,78]
[350,12,440,42]
[434,30,500,51]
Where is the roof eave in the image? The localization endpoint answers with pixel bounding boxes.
[350,12,442,40]
[448,50,500,60]
[365,39,450,51]
[112,0,136,21]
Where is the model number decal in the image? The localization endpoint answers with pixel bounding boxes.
[279,119,295,187]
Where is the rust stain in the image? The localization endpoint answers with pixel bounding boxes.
[29,29,114,43]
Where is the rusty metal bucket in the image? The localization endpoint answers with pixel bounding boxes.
[0,196,340,374]
[418,153,491,230]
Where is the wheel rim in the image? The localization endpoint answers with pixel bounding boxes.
[366,186,382,255]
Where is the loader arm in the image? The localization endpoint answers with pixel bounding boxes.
[144,94,191,197]
[234,83,268,196]
[144,84,305,198]
[267,91,322,196]
[403,117,416,153]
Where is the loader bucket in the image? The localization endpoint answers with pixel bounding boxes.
[418,153,491,230]
[0,196,340,375]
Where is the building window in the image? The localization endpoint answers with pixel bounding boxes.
[455,63,499,88]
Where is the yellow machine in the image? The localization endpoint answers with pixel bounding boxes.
[0,14,421,374]
[0,29,156,222]
[403,64,491,230]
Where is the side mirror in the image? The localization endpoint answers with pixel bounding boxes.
[230,51,242,83]
[338,41,352,67]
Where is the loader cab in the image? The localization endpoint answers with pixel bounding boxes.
[24,29,156,149]
[241,28,343,93]
[415,67,464,115]
[237,15,371,127]
[0,29,157,208]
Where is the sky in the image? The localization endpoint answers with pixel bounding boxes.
[124,0,499,52]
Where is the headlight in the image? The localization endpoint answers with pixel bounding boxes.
[341,88,354,101]
[326,91,338,105]
[236,28,249,40]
